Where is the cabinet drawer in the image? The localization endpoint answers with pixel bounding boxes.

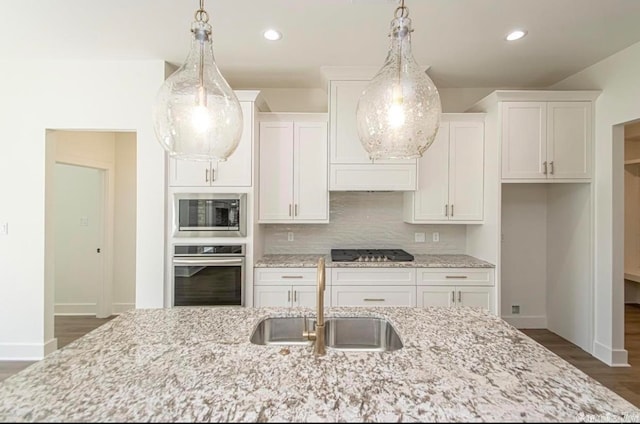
[254,268,320,286]
[331,268,416,286]
[416,268,494,286]
[332,286,416,307]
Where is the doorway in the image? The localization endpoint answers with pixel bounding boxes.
[46,130,137,324]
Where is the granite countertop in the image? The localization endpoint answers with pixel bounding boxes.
[255,254,495,268]
[0,307,637,422]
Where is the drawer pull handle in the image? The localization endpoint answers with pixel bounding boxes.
[363,298,385,302]
[288,290,291,302]
[281,275,304,279]
[458,291,462,302]
[445,276,468,279]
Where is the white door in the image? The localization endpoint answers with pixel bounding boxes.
[213,101,253,187]
[457,286,493,311]
[416,286,455,308]
[293,285,317,308]
[168,159,210,187]
[413,123,450,221]
[501,102,547,180]
[329,80,371,164]
[547,102,591,179]
[448,121,484,221]
[54,164,105,316]
[259,121,294,222]
[294,121,328,221]
[254,286,292,307]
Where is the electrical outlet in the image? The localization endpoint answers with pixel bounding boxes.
[512,305,520,314]
[287,232,294,242]
[432,232,439,242]
[80,216,89,226]
[414,232,425,243]
[0,222,8,235]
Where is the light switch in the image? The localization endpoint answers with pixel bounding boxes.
[414,232,425,243]
[287,232,294,242]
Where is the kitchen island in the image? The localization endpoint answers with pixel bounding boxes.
[0,307,637,422]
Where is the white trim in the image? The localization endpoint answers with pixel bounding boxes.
[0,341,55,360]
[44,338,58,356]
[112,303,135,314]
[469,90,602,112]
[593,340,630,367]
[502,315,548,329]
[54,303,97,315]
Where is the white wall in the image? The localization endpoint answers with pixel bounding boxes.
[501,184,548,328]
[0,60,165,360]
[54,164,103,315]
[550,40,640,365]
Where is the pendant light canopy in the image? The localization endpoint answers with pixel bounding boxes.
[356,0,441,160]
[153,0,243,162]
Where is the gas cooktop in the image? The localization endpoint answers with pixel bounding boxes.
[330,249,414,263]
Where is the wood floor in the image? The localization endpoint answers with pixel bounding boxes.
[1,309,640,408]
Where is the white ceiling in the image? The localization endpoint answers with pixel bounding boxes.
[2,0,640,89]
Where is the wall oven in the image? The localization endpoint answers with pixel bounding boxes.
[173,244,245,306]
[174,193,246,237]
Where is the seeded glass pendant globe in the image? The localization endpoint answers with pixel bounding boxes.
[356,5,441,160]
[153,4,242,162]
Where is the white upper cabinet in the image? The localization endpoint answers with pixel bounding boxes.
[404,115,485,223]
[258,114,329,223]
[168,101,254,187]
[501,99,593,181]
[328,79,417,191]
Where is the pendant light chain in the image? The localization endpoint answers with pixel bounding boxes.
[195,0,209,23]
[395,0,409,19]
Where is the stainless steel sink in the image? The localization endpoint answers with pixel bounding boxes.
[324,317,403,352]
[250,317,314,346]
[250,316,403,352]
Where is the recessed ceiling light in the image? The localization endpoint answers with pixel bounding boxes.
[263,29,282,41]
[506,30,527,41]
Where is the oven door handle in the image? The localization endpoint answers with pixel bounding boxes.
[173,258,244,266]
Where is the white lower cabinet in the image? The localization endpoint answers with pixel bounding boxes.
[254,268,330,308]
[331,268,416,307]
[416,268,495,313]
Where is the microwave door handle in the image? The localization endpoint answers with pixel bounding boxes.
[173,258,244,266]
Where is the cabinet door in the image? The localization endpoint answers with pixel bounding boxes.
[331,285,416,307]
[259,121,294,222]
[547,102,591,179]
[212,101,253,187]
[457,286,493,311]
[416,286,456,308]
[412,123,450,221]
[329,80,372,164]
[501,102,547,180]
[449,121,484,221]
[292,285,331,308]
[294,122,329,222]
[168,159,211,187]
[254,285,292,307]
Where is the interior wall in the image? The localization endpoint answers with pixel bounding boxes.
[500,184,548,328]
[0,60,165,360]
[546,183,592,352]
[54,164,103,315]
[550,39,640,365]
[262,192,466,254]
[113,133,137,313]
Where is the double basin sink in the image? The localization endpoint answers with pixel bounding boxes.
[250,316,403,352]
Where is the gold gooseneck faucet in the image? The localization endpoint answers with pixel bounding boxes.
[303,257,326,355]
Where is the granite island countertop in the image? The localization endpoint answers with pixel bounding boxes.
[255,253,495,268]
[0,307,637,422]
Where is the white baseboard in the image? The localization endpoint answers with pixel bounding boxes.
[112,303,135,314]
[55,303,97,316]
[593,340,630,367]
[0,338,59,361]
[502,315,547,329]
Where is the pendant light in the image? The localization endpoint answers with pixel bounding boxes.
[153,0,243,162]
[356,0,441,160]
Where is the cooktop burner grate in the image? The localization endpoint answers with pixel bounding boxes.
[330,249,414,262]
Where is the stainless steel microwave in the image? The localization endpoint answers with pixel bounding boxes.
[174,193,247,237]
